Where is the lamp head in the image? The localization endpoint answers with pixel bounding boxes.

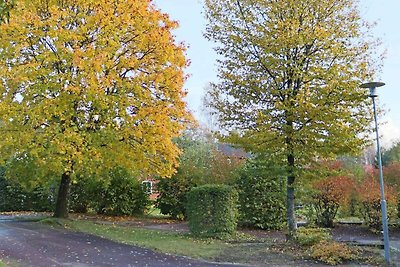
[360,82,385,98]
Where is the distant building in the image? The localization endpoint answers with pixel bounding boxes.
[216,143,250,159]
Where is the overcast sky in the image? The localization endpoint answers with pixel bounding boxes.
[154,0,400,148]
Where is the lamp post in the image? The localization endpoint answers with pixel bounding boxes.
[360,82,390,263]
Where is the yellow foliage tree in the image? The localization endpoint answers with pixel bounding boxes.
[0,0,191,217]
[204,0,381,237]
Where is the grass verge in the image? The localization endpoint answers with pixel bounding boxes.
[43,218,242,260]
[39,217,387,266]
[0,259,20,267]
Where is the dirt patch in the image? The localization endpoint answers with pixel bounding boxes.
[332,223,400,242]
[70,213,191,233]
[239,228,286,241]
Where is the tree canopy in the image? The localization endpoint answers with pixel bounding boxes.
[0,0,15,24]
[204,0,381,235]
[383,141,400,165]
[0,0,191,217]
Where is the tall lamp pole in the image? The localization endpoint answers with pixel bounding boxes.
[360,82,390,263]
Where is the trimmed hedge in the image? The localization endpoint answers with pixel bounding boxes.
[235,162,286,230]
[186,184,238,238]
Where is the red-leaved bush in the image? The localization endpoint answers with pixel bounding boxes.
[357,174,397,231]
[383,162,400,190]
[313,176,355,227]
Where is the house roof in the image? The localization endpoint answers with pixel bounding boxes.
[216,143,249,159]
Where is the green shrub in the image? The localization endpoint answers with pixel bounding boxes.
[1,164,151,215]
[360,199,383,230]
[69,181,90,213]
[309,240,358,265]
[28,186,54,212]
[0,166,23,211]
[98,168,150,216]
[69,175,105,214]
[0,183,27,211]
[0,167,53,212]
[235,161,286,230]
[156,174,195,219]
[295,227,331,246]
[186,184,238,238]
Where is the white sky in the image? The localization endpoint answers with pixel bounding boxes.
[154,0,400,148]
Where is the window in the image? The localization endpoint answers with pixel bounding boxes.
[141,180,153,195]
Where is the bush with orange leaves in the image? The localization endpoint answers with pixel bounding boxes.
[312,176,355,227]
[383,162,400,190]
[383,162,400,217]
[357,175,397,231]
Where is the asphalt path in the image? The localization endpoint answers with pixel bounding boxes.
[0,219,247,267]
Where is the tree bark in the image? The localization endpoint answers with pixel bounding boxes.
[54,172,71,218]
[286,153,297,239]
[285,109,297,239]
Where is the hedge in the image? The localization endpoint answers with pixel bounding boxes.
[186,184,238,238]
[235,162,286,230]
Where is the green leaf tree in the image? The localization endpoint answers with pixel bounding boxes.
[204,0,380,237]
[382,141,400,165]
[174,128,244,185]
[0,0,191,218]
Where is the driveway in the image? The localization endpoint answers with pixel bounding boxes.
[0,218,246,267]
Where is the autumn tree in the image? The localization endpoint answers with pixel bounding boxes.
[204,0,380,236]
[0,0,191,218]
[0,0,15,24]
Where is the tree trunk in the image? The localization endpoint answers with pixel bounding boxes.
[286,153,297,239]
[285,109,297,239]
[54,172,71,218]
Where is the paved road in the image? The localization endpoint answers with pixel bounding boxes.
[0,219,246,267]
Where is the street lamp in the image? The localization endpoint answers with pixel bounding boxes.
[360,81,390,263]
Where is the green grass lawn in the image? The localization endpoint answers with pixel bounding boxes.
[38,217,386,266]
[47,218,239,260]
[50,218,310,266]
[0,259,19,267]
